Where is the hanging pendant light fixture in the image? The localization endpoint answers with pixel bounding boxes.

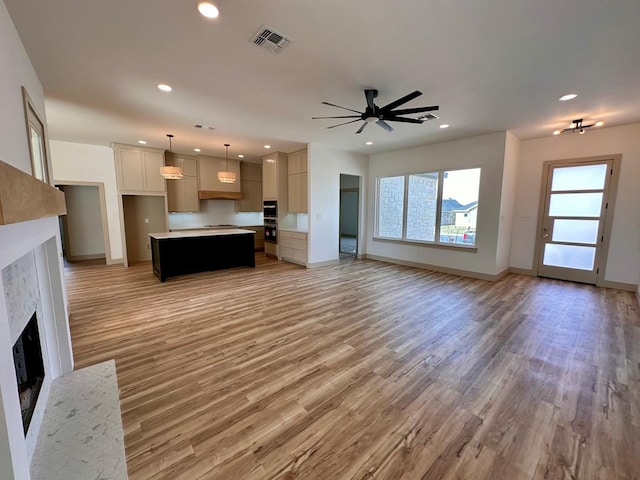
[160,134,184,180]
[217,143,237,184]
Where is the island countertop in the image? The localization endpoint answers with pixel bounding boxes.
[149,228,256,240]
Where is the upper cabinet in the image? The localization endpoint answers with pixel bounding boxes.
[288,149,308,213]
[113,143,166,194]
[262,152,288,203]
[198,155,241,198]
[166,153,199,212]
[237,162,262,212]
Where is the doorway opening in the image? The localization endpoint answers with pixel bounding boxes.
[57,184,109,265]
[339,174,360,262]
[535,155,620,285]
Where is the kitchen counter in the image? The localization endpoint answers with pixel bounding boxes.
[149,229,255,281]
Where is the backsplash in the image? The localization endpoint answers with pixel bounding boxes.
[168,200,263,230]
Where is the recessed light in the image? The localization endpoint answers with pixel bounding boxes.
[264,145,271,149]
[595,121,604,127]
[238,154,245,158]
[197,1,219,19]
[559,93,577,101]
[194,148,201,152]
[553,130,561,135]
[138,140,147,145]
[365,141,373,145]
[157,84,172,92]
[439,124,450,129]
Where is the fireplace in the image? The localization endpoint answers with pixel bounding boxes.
[12,312,45,435]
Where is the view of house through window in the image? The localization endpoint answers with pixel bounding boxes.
[376,167,481,246]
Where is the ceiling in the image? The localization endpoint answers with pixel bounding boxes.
[6,0,640,160]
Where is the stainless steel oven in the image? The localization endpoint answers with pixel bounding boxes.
[263,200,277,219]
[264,218,277,243]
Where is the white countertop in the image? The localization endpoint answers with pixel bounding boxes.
[150,228,256,240]
[279,228,308,233]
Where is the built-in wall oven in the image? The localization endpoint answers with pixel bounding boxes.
[264,200,278,244]
[263,200,277,219]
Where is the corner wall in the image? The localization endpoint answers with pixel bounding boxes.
[511,123,640,286]
[308,144,368,265]
[50,140,123,261]
[495,131,521,273]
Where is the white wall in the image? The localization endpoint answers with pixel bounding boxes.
[63,186,106,259]
[50,140,123,261]
[495,131,521,273]
[0,1,71,477]
[308,144,368,264]
[367,132,507,276]
[511,123,640,286]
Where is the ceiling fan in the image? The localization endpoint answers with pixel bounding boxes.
[553,118,603,135]
[313,89,439,134]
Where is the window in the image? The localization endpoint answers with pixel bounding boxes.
[22,87,50,184]
[376,167,481,247]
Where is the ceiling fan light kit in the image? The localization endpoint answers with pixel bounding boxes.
[554,118,602,136]
[313,89,439,134]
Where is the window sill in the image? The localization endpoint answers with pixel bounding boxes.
[373,236,478,252]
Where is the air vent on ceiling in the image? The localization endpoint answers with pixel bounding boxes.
[251,25,291,54]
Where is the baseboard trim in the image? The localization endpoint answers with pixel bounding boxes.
[365,254,509,282]
[66,254,106,262]
[509,267,536,276]
[307,259,340,268]
[107,258,124,265]
[598,279,638,292]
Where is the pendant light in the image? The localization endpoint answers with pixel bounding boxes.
[217,143,237,184]
[160,134,184,180]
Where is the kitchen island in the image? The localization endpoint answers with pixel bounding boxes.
[149,229,256,282]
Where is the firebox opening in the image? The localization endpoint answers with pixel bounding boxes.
[12,312,45,435]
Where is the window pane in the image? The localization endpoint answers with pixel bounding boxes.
[439,168,480,245]
[406,173,438,241]
[543,244,596,271]
[551,164,607,191]
[548,193,603,217]
[552,219,599,244]
[377,176,405,238]
[30,125,46,182]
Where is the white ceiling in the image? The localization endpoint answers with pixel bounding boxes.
[6,0,640,160]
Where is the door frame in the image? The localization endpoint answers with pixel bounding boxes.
[532,154,622,286]
[55,181,113,264]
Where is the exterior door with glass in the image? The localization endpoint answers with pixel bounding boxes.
[537,159,615,284]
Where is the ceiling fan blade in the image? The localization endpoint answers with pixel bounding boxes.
[312,115,361,119]
[388,106,439,115]
[376,120,394,132]
[321,101,362,114]
[364,89,377,110]
[327,119,361,129]
[384,117,424,124]
[380,90,422,112]
[355,122,368,134]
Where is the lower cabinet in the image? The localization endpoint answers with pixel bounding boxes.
[279,230,307,266]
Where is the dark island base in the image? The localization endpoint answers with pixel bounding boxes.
[150,232,255,282]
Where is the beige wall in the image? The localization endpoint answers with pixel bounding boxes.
[123,195,166,263]
[367,132,508,276]
[308,144,369,264]
[511,123,640,286]
[50,140,123,261]
[62,186,105,259]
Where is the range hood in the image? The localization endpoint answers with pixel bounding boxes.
[198,190,242,200]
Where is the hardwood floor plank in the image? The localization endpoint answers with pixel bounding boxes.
[64,256,640,479]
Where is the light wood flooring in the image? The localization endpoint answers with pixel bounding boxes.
[65,255,640,480]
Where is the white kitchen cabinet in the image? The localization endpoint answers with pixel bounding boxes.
[237,162,262,212]
[279,230,307,266]
[113,144,166,194]
[166,154,199,212]
[198,155,241,193]
[288,149,307,213]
